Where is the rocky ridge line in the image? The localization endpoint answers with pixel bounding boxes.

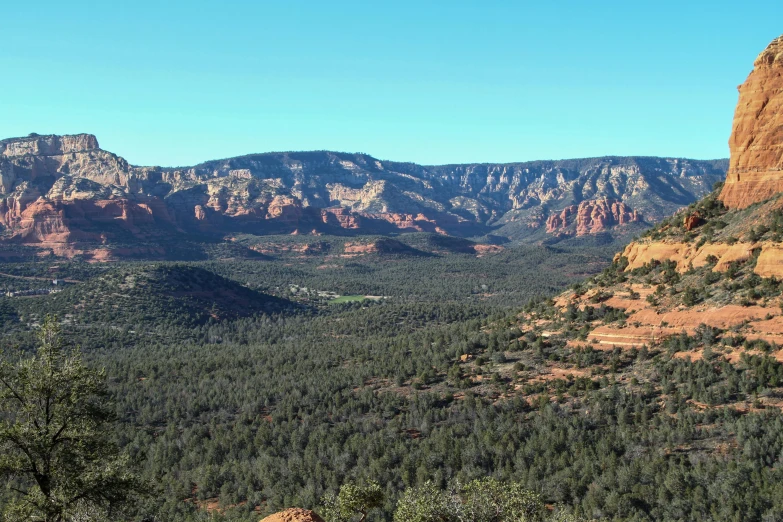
[0,132,726,259]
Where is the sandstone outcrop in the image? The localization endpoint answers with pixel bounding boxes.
[321,207,361,228]
[528,35,783,367]
[259,508,325,522]
[265,195,303,223]
[546,199,641,236]
[683,212,704,231]
[618,239,783,279]
[753,245,783,278]
[719,35,783,209]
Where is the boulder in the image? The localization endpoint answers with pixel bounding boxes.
[259,508,325,522]
[683,212,704,231]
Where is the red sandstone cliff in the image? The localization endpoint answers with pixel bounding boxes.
[615,34,783,279]
[719,35,783,209]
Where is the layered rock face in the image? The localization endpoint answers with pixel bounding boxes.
[545,198,641,236]
[719,35,783,208]
[0,132,726,257]
[0,134,175,258]
[0,133,99,157]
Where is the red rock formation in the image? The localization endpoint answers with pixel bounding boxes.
[368,212,452,233]
[265,195,302,223]
[2,197,175,245]
[321,207,361,229]
[0,193,40,230]
[379,213,419,229]
[683,212,704,231]
[320,208,452,234]
[546,199,641,236]
[720,35,783,208]
[15,199,74,243]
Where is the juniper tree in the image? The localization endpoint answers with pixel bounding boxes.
[0,316,142,522]
[320,481,384,522]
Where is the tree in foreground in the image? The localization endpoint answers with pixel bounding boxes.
[393,478,586,522]
[320,481,384,522]
[461,478,545,522]
[392,481,462,522]
[0,316,142,522]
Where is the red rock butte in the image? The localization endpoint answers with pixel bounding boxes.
[719,34,783,209]
[545,198,641,236]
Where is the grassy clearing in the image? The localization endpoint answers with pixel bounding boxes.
[330,295,366,304]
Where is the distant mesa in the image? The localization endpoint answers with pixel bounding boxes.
[0,133,99,157]
[719,35,783,209]
[0,132,725,258]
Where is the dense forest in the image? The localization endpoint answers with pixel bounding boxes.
[2,235,783,521]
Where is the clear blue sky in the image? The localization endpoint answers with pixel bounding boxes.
[1,1,781,167]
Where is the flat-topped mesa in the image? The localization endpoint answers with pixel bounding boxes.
[0,133,100,157]
[719,35,783,209]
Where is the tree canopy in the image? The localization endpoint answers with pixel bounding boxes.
[0,317,142,522]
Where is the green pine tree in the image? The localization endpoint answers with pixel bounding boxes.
[0,316,143,522]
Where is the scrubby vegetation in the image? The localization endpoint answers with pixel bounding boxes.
[2,234,783,521]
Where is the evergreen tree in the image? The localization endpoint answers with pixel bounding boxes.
[0,317,142,522]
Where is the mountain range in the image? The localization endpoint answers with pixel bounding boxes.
[0,133,725,259]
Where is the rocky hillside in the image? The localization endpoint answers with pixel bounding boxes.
[527,33,783,356]
[0,133,724,259]
[436,37,783,461]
